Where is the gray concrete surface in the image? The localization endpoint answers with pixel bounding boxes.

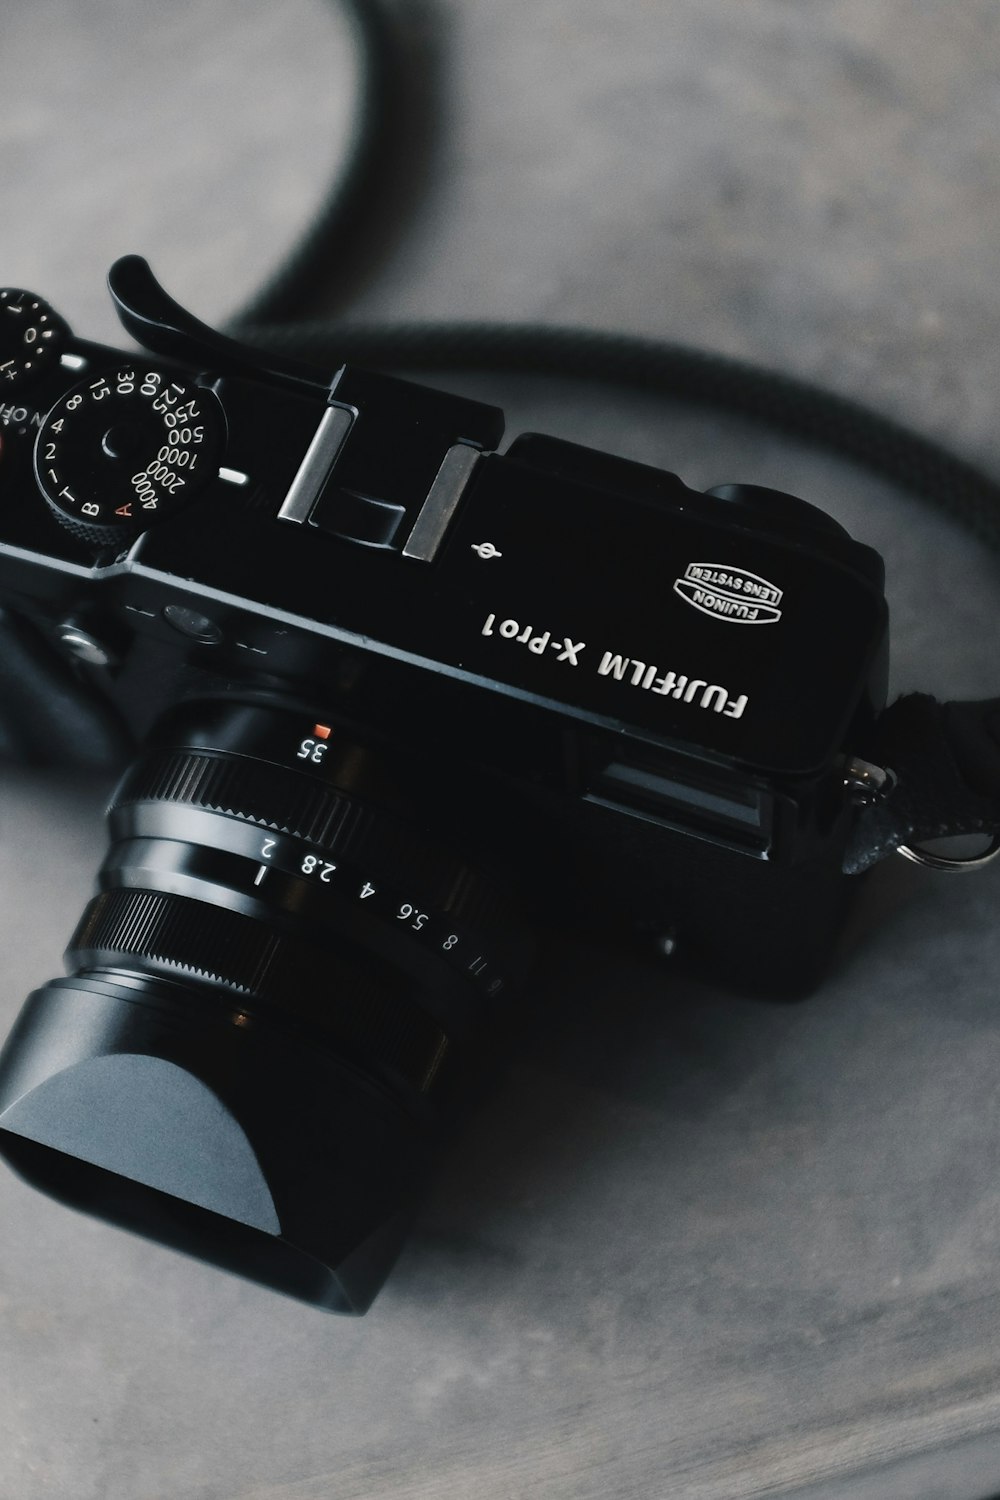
[4,2,1000,1497]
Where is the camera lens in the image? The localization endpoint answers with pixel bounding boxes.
[0,698,528,1312]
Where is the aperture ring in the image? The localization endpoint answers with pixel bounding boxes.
[113,748,502,929]
[70,888,451,1095]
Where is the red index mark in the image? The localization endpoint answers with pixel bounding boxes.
[313,723,332,740]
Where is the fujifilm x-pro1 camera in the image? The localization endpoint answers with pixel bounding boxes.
[0,257,926,1311]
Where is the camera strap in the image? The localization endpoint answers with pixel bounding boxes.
[231,0,1000,881]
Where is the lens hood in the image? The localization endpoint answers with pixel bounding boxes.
[0,974,434,1312]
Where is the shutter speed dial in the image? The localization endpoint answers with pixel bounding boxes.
[35,366,224,545]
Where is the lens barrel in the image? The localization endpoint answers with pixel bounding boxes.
[0,699,527,1311]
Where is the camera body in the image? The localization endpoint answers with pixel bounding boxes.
[0,269,890,992]
[0,267,887,993]
[0,264,889,1309]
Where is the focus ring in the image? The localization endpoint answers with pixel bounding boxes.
[70,888,451,1094]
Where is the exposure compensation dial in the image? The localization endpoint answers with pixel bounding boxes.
[35,367,224,545]
[0,290,68,390]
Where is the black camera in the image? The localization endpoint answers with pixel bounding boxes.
[0,259,890,1311]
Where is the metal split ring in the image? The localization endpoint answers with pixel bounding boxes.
[896,834,1000,872]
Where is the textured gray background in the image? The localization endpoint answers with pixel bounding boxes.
[4,2,1000,1497]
